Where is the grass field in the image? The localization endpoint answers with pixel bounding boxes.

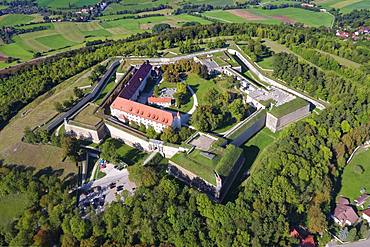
[104,0,171,14]
[0,14,43,27]
[0,193,32,230]
[249,7,334,27]
[37,0,100,9]
[203,7,333,27]
[0,63,101,175]
[202,10,280,25]
[314,0,370,13]
[338,147,370,205]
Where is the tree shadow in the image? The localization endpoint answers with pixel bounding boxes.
[33,166,64,178]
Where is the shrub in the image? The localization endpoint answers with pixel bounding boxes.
[353,164,365,174]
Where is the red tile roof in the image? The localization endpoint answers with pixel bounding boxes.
[333,203,359,225]
[148,97,172,104]
[302,235,315,247]
[119,62,152,99]
[362,208,370,217]
[111,97,174,126]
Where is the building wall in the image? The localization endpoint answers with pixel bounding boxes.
[266,104,310,132]
[111,108,169,133]
[65,122,107,143]
[106,122,180,158]
[230,110,266,147]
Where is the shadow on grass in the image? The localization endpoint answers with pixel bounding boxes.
[223,145,260,203]
[120,148,146,165]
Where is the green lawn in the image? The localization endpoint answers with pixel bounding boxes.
[242,128,280,176]
[116,143,148,165]
[95,78,116,105]
[316,49,361,69]
[185,73,216,104]
[339,148,370,206]
[0,193,32,230]
[171,149,221,185]
[257,56,275,70]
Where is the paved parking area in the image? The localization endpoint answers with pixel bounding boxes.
[78,163,136,214]
[160,88,176,98]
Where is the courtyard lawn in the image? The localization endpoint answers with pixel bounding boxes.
[339,148,370,203]
[185,73,216,104]
[0,193,32,230]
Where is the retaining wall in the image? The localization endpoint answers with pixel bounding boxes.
[228,110,266,147]
[266,104,310,132]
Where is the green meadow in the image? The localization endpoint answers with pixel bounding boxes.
[0,14,43,27]
[37,0,100,9]
[339,148,370,203]
[203,8,333,27]
[314,0,370,13]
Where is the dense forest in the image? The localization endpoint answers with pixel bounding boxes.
[0,21,369,246]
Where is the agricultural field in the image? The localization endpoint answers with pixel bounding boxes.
[249,7,334,27]
[314,0,370,13]
[203,10,279,24]
[37,0,100,9]
[203,7,334,27]
[338,147,370,209]
[0,14,211,68]
[0,14,43,27]
[103,0,172,14]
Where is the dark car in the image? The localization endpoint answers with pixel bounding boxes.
[109,183,116,189]
[116,185,124,192]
